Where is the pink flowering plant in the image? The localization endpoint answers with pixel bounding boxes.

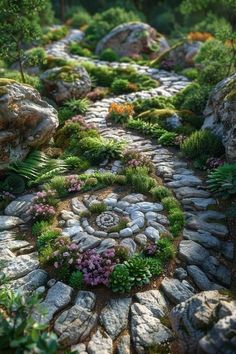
[51,238,80,270]
[206,157,225,170]
[76,248,119,286]
[70,115,96,130]
[33,189,58,206]
[30,203,56,221]
[65,175,84,193]
[123,149,154,172]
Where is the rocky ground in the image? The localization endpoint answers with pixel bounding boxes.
[0,30,235,354]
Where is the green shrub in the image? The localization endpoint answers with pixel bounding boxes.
[207,163,236,198]
[0,69,42,91]
[24,47,47,68]
[173,83,210,116]
[89,202,107,214]
[1,174,25,194]
[133,96,174,114]
[46,176,68,198]
[124,256,152,287]
[85,7,141,44]
[109,217,129,233]
[64,98,90,114]
[32,220,51,238]
[145,257,163,276]
[125,166,156,193]
[181,67,199,80]
[69,271,84,289]
[37,229,61,250]
[58,106,74,124]
[168,209,185,236]
[39,245,54,265]
[69,42,92,57]
[158,132,176,146]
[99,48,118,62]
[114,175,127,185]
[69,9,92,28]
[109,264,133,293]
[0,288,58,354]
[157,237,176,261]
[111,78,137,94]
[114,246,129,262]
[64,156,90,171]
[180,130,224,159]
[162,197,180,212]
[150,186,172,201]
[43,26,68,44]
[87,65,115,86]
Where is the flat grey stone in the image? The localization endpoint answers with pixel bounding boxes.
[100,297,131,339]
[147,220,169,234]
[167,175,202,188]
[221,241,234,261]
[131,303,173,354]
[185,213,228,237]
[161,278,195,304]
[54,291,97,346]
[187,265,222,291]
[72,232,101,252]
[134,233,147,246]
[130,211,144,220]
[36,281,73,324]
[120,228,133,237]
[156,213,170,225]
[71,198,88,215]
[129,217,145,228]
[120,238,137,255]
[135,202,163,212]
[7,269,48,293]
[2,253,39,280]
[183,229,221,249]
[122,194,145,203]
[87,330,113,354]
[174,187,210,199]
[62,226,83,237]
[202,256,231,286]
[182,197,216,210]
[0,239,29,251]
[174,268,188,281]
[179,240,209,265]
[0,215,24,230]
[96,238,117,253]
[144,226,160,241]
[5,200,33,221]
[135,290,167,318]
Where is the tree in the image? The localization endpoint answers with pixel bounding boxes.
[0,0,48,82]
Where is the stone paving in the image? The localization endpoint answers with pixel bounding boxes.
[0,30,235,353]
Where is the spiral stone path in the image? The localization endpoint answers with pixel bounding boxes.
[0,30,235,354]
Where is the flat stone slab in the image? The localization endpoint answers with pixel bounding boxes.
[87,330,113,354]
[2,253,39,280]
[7,269,48,293]
[187,265,222,291]
[174,187,210,199]
[182,197,216,210]
[100,297,131,339]
[54,291,97,346]
[0,215,24,230]
[179,240,209,265]
[131,303,173,354]
[135,289,167,318]
[4,199,33,221]
[185,213,228,237]
[183,229,221,249]
[36,281,73,324]
[161,278,195,304]
[117,335,130,354]
[144,226,160,242]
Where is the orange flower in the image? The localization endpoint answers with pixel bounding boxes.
[188,32,214,42]
[108,102,134,116]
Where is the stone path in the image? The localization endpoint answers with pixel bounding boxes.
[0,30,234,353]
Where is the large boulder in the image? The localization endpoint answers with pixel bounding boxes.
[40,65,91,104]
[202,73,236,162]
[96,22,169,60]
[170,290,236,354]
[0,79,58,170]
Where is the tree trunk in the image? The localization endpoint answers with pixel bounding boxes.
[19,57,25,83]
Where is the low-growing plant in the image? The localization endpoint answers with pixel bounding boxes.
[43,26,68,44]
[109,217,129,233]
[89,202,107,214]
[145,257,163,276]
[114,246,129,262]
[45,176,68,198]
[108,102,134,124]
[69,42,92,57]
[125,166,156,193]
[0,288,59,354]
[30,204,56,222]
[181,130,224,159]
[33,190,59,207]
[207,163,236,198]
[64,156,90,171]
[162,197,181,212]
[69,271,84,289]
[58,106,74,124]
[109,264,133,293]
[157,238,176,261]
[158,132,177,146]
[150,186,172,201]
[133,96,174,114]
[168,209,185,236]
[37,229,61,250]
[111,78,137,94]
[24,47,47,68]
[124,255,152,287]
[32,220,51,238]
[123,150,154,173]
[99,48,118,62]
[64,98,90,114]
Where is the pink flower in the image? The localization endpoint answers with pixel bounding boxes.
[54,262,59,268]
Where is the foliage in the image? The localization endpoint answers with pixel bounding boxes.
[158,132,177,146]
[79,136,126,164]
[127,119,167,140]
[69,271,84,289]
[85,7,141,45]
[111,78,138,94]
[207,163,236,198]
[162,197,181,212]
[123,150,154,173]
[125,166,156,193]
[69,42,92,57]
[89,202,107,214]
[108,102,134,124]
[30,203,56,222]
[109,217,129,233]
[45,176,68,198]
[124,255,152,287]
[64,156,90,171]
[180,130,224,159]
[0,69,42,91]
[24,47,47,68]
[64,98,90,114]
[109,264,133,293]
[168,209,185,236]
[0,174,25,194]
[133,96,174,114]
[0,0,49,82]
[0,287,58,354]
[42,25,68,44]
[99,48,118,62]
[150,186,172,201]
[145,257,163,276]
[68,8,92,28]
[32,220,51,238]
[37,229,61,250]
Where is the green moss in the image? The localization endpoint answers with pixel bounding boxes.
[136,108,177,124]
[47,66,81,83]
[0,78,16,86]
[225,87,236,102]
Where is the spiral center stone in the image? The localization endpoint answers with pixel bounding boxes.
[96,211,120,229]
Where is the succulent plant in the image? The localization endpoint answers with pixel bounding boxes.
[124,255,152,287]
[109,264,133,293]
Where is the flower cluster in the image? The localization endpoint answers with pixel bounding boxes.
[33,189,57,205]
[206,157,225,170]
[52,238,80,269]
[76,248,118,286]
[70,115,96,130]
[123,150,154,171]
[65,175,84,193]
[144,242,157,256]
[126,159,143,168]
[30,203,56,220]
[0,191,15,201]
[188,31,214,42]
[108,103,134,124]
